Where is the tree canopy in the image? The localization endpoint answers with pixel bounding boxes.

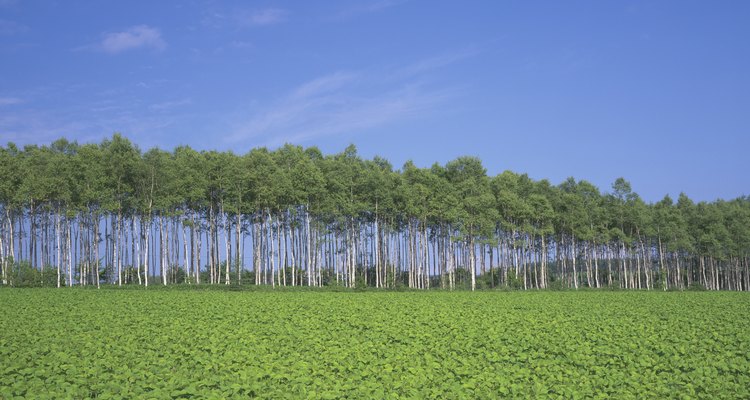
[1,134,748,291]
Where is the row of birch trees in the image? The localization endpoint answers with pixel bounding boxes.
[1,134,748,290]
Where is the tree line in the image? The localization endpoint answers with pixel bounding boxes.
[1,134,748,291]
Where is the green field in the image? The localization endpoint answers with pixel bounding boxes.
[1,289,749,399]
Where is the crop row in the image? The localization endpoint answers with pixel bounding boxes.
[0,290,748,398]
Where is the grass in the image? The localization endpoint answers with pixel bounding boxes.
[0,289,748,398]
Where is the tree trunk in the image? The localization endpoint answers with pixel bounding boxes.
[305,207,312,287]
[67,221,72,287]
[143,217,150,287]
[224,208,230,285]
[182,220,189,284]
[470,234,476,291]
[55,211,61,288]
[236,212,242,285]
[571,235,578,289]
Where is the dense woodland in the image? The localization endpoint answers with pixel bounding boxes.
[0,134,748,291]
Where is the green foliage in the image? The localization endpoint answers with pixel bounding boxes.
[4,261,57,287]
[0,290,748,398]
[505,269,524,290]
[1,134,749,291]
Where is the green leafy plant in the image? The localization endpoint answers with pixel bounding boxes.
[0,289,748,398]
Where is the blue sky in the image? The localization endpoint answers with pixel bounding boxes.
[1,0,748,203]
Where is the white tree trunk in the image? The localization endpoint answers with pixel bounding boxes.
[288,221,295,287]
[144,219,150,287]
[67,222,72,287]
[56,212,61,288]
[224,210,230,285]
[269,211,275,288]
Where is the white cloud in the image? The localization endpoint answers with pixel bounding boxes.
[0,97,22,106]
[0,19,28,35]
[263,84,451,147]
[290,72,359,100]
[230,40,253,49]
[100,25,165,54]
[227,52,469,147]
[241,8,287,26]
[397,48,479,77]
[0,83,187,149]
[201,7,287,30]
[332,0,404,20]
[149,98,192,112]
[0,102,181,150]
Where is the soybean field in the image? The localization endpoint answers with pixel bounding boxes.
[1,289,749,398]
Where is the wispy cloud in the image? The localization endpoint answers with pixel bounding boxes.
[0,110,102,145]
[0,19,28,35]
[201,6,287,31]
[239,8,287,27]
[98,25,166,54]
[228,51,469,147]
[290,72,359,100]
[0,97,23,106]
[396,48,479,77]
[229,40,253,49]
[149,98,192,112]
[0,102,185,150]
[0,83,190,149]
[333,0,405,20]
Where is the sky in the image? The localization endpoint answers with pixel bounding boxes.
[0,0,748,203]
